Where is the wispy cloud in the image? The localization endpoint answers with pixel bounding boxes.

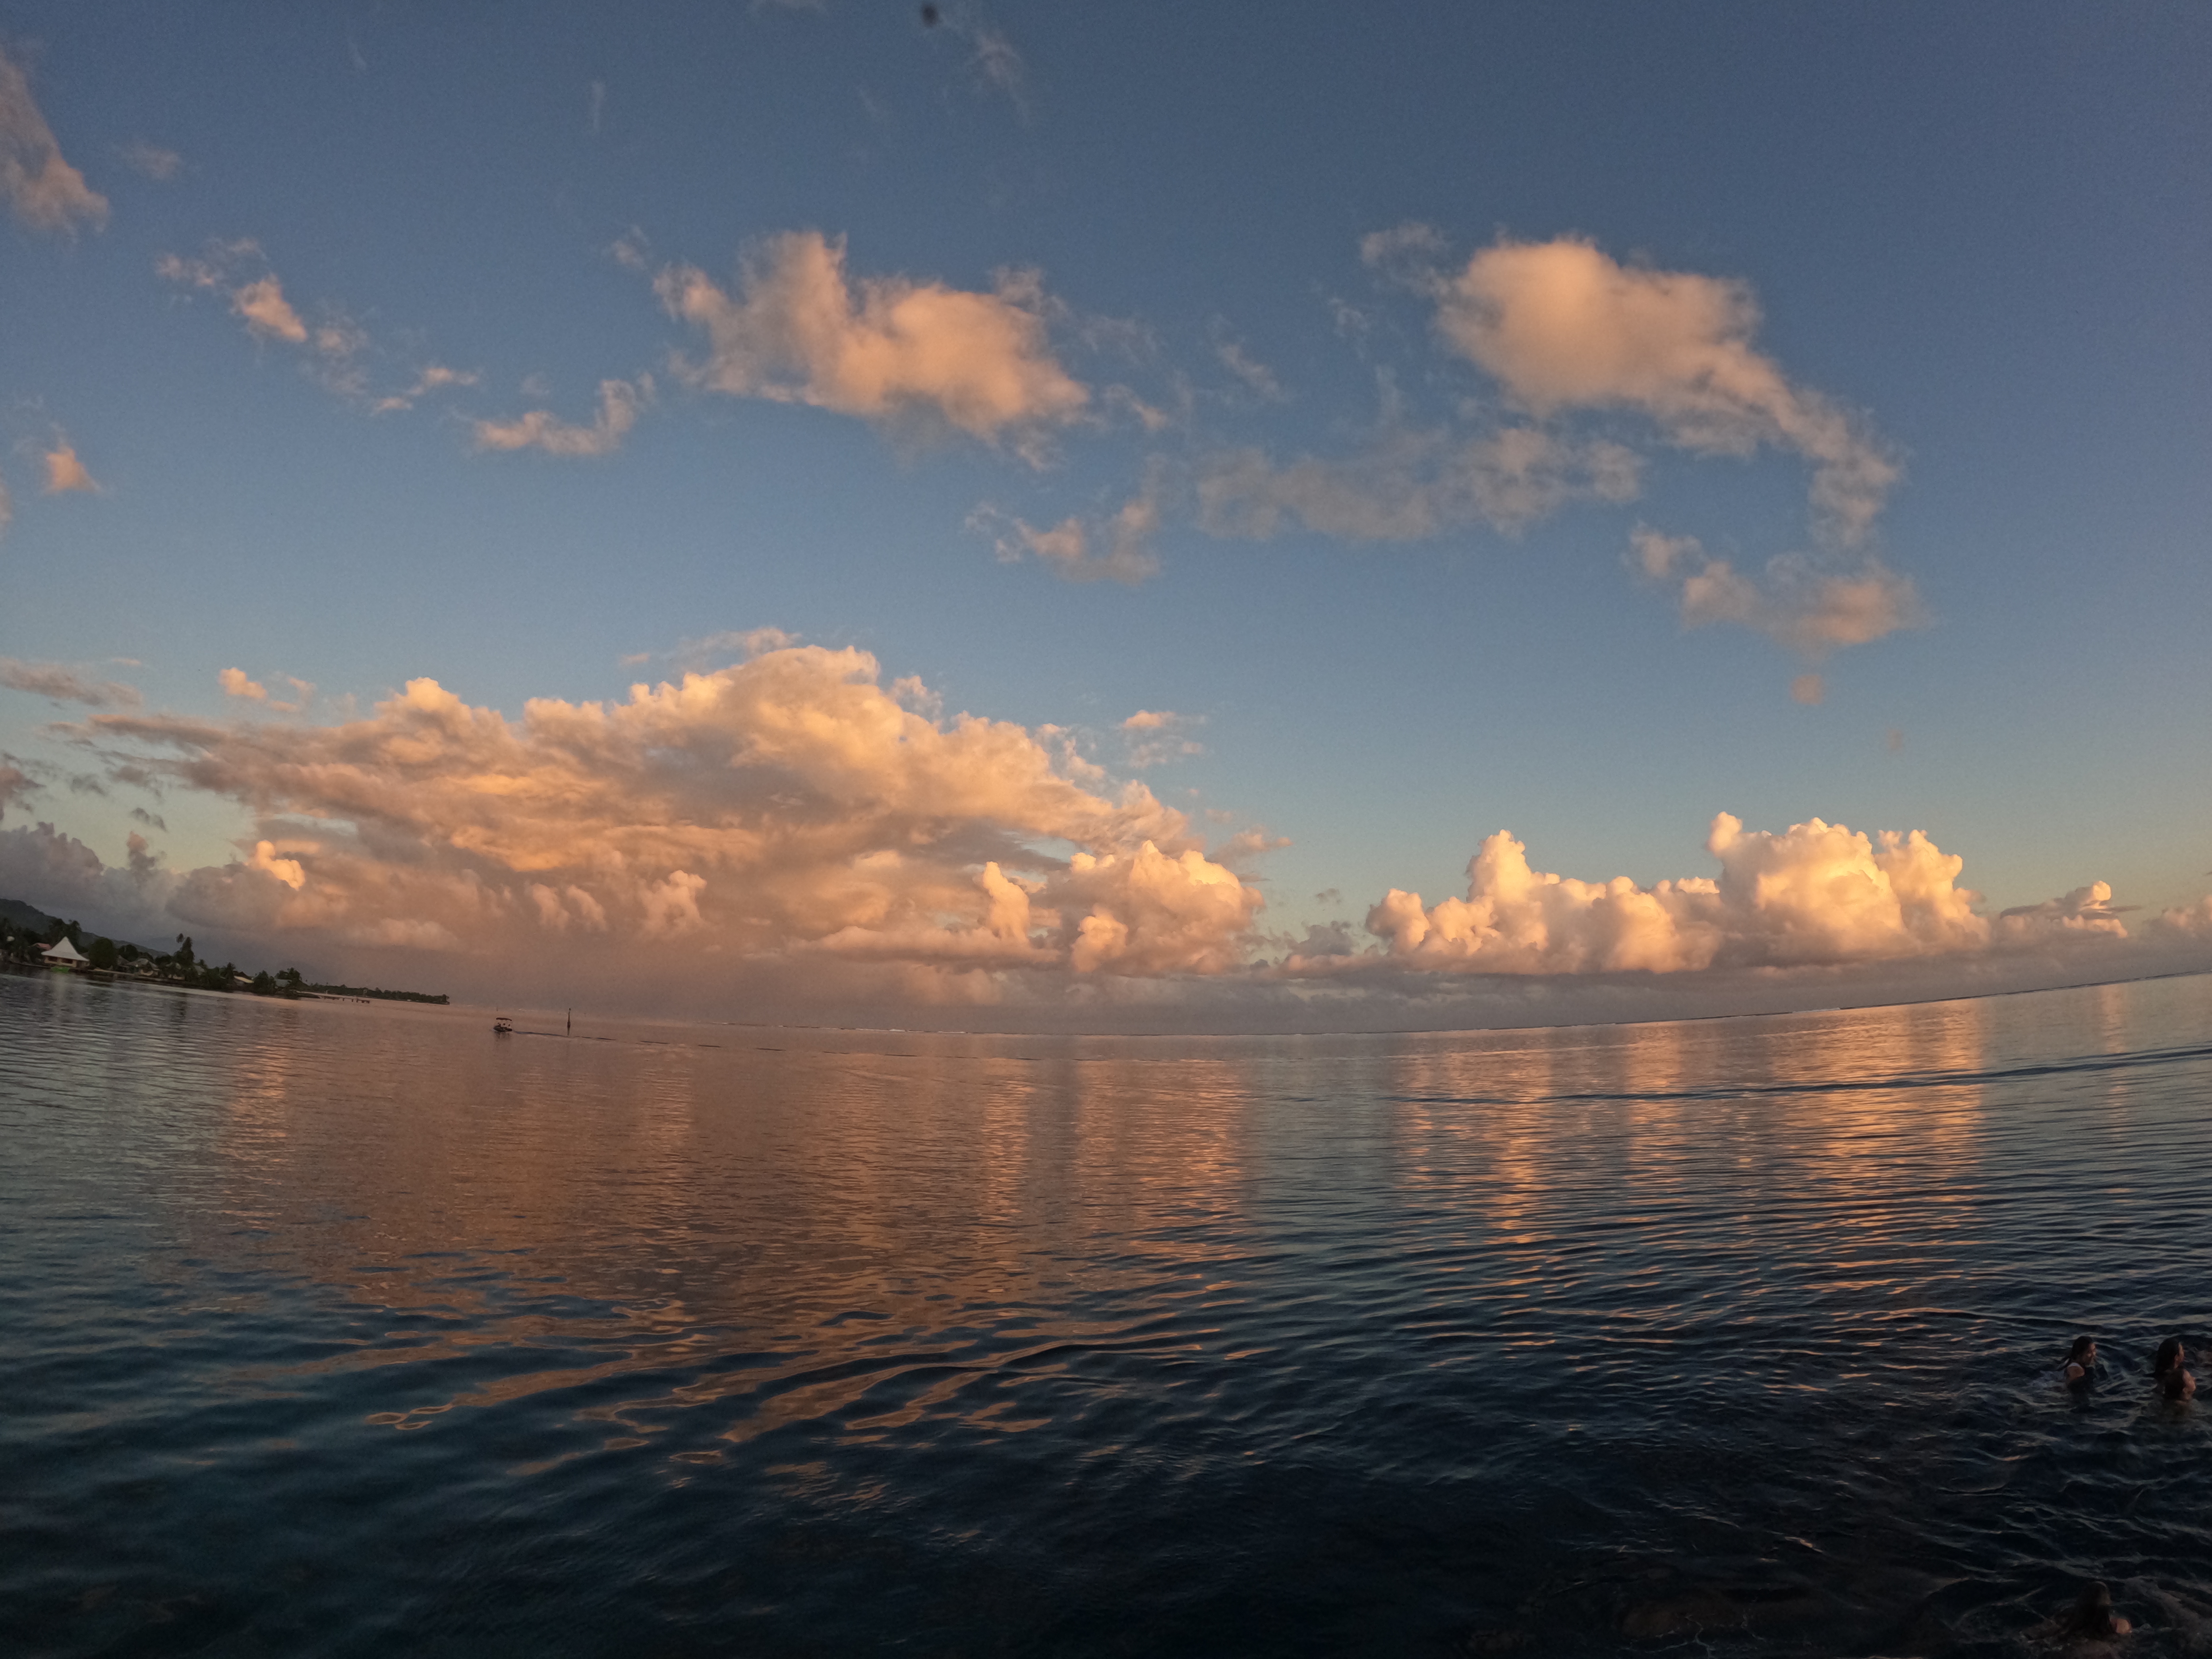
[1212,335,1286,403]
[1201,422,1642,542]
[157,240,466,414]
[0,657,142,709]
[0,46,107,234]
[919,4,1030,118]
[1120,709,1205,768]
[369,363,481,416]
[0,757,36,820]
[219,667,314,713]
[971,472,1162,585]
[473,376,651,458]
[1628,527,1922,659]
[656,231,1088,455]
[115,139,182,180]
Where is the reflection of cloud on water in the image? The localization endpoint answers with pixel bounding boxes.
[1361,1008,2000,1379]
[183,1012,1269,1458]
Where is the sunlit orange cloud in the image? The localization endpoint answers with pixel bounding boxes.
[970,471,1162,585]
[41,439,98,494]
[1291,814,2166,979]
[8,642,2208,1028]
[655,230,1089,456]
[75,645,1266,994]
[1431,236,1899,544]
[473,377,651,457]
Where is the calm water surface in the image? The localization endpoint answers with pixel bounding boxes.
[5,970,2212,1655]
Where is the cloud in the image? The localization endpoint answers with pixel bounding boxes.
[1359,220,1449,276]
[1319,813,1999,976]
[1218,232,1919,667]
[656,231,1088,452]
[1213,335,1285,402]
[0,46,107,234]
[230,274,309,344]
[971,473,1162,584]
[74,644,1268,989]
[1431,237,1900,544]
[1997,881,2136,940]
[1120,709,1205,768]
[157,241,439,410]
[656,626,802,669]
[915,4,1030,116]
[2145,897,2212,941]
[1201,423,1641,541]
[473,377,650,458]
[42,439,97,494]
[1628,526,1922,658]
[0,760,35,820]
[116,140,182,180]
[1791,673,1825,706]
[369,363,479,416]
[218,667,312,713]
[0,657,142,708]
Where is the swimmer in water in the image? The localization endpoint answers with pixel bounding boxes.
[2060,1335,2098,1386]
[2061,1579,2131,1638]
[2153,1335,2196,1401]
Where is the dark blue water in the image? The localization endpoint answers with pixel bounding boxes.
[5,969,2211,1655]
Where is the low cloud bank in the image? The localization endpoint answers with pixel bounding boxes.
[25,645,1264,1001]
[1292,814,2203,982]
[5,649,2208,1029]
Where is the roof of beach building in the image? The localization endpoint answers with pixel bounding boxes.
[42,937,89,963]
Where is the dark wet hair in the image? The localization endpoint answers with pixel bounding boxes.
[2067,1580,2121,1636]
[2068,1335,2096,1363]
[2154,1336,2185,1377]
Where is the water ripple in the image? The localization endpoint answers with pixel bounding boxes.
[3,969,2211,1654]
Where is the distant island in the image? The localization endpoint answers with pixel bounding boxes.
[0,896,449,1004]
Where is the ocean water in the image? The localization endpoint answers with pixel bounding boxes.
[4,970,2211,1657]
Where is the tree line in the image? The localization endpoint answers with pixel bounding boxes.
[0,911,447,1004]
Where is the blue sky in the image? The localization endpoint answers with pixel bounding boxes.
[2,3,2208,1026]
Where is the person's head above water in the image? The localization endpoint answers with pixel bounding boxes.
[2069,1336,2097,1364]
[2065,1580,2131,1637]
[2154,1336,2186,1377]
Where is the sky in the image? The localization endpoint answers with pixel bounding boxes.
[2,2,2209,1031]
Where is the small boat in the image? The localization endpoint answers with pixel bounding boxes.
[493,1015,514,1035]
